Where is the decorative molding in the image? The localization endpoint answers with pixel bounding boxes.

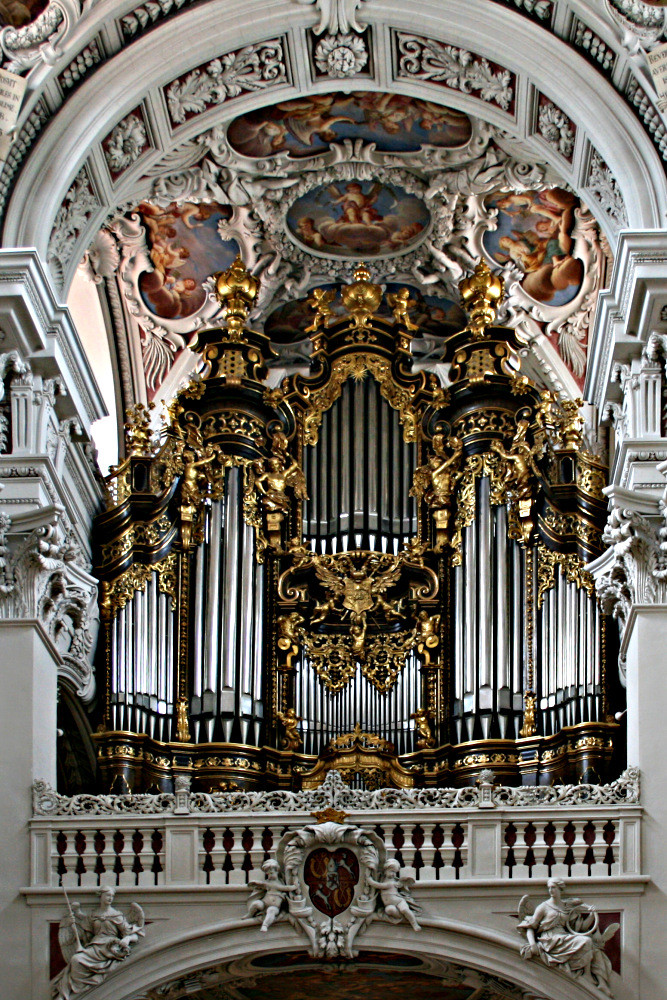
[393,31,514,112]
[57,37,104,93]
[313,31,368,78]
[245,818,421,958]
[103,110,149,177]
[31,765,641,815]
[586,150,628,230]
[164,38,290,128]
[536,98,575,161]
[293,0,374,35]
[46,166,101,290]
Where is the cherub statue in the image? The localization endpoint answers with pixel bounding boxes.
[246,860,296,932]
[53,887,145,999]
[411,707,436,749]
[276,707,302,750]
[412,434,462,510]
[305,287,337,333]
[180,445,217,507]
[252,437,307,513]
[366,859,421,932]
[387,288,419,332]
[517,877,617,996]
[490,419,541,503]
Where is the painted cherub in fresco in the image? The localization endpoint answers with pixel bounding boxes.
[327,181,383,224]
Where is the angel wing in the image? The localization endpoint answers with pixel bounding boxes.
[517,894,534,923]
[398,875,422,912]
[286,464,308,500]
[600,922,620,943]
[410,464,431,499]
[58,909,89,964]
[558,326,587,378]
[126,902,145,930]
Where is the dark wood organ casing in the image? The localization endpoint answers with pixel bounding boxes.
[93,260,620,793]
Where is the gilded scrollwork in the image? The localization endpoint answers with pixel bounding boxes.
[105,553,178,615]
[536,543,595,609]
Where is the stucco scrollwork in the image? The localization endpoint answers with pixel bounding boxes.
[394,31,514,111]
[0,0,80,74]
[292,0,374,35]
[587,151,628,230]
[165,40,289,127]
[33,766,641,816]
[0,504,98,701]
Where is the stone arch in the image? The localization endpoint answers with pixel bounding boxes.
[81,916,613,1000]
[4,0,666,299]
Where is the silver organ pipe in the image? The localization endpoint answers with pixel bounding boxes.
[188,467,265,745]
[537,566,603,735]
[108,572,176,739]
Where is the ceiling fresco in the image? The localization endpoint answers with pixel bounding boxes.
[138,201,237,320]
[227,92,474,158]
[286,179,430,258]
[144,950,531,1000]
[88,88,608,409]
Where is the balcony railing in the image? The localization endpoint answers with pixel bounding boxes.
[30,768,642,889]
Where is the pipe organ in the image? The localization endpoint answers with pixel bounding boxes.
[94,258,619,792]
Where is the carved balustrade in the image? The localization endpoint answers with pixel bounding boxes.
[30,769,642,890]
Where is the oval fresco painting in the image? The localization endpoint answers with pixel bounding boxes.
[138,201,239,320]
[227,92,473,158]
[287,181,430,258]
[483,188,584,307]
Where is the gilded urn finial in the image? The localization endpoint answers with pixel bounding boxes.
[214,256,260,340]
[459,260,504,339]
[341,262,382,331]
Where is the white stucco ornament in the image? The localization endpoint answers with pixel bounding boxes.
[244,815,421,957]
[314,32,368,77]
[517,878,618,996]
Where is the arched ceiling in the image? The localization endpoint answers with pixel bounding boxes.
[1,0,666,441]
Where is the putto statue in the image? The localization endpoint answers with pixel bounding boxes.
[367,858,421,932]
[517,878,618,996]
[53,887,145,999]
[246,860,297,932]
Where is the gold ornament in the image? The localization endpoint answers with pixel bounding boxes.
[341,263,382,331]
[458,259,504,338]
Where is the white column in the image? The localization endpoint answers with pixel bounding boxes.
[624,607,667,999]
[0,621,58,1000]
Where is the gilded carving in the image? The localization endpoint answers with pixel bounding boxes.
[106,553,177,615]
[536,543,594,609]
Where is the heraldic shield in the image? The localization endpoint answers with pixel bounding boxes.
[304,846,360,917]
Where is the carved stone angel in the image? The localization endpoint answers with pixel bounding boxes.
[367,858,421,932]
[517,878,617,996]
[53,887,145,999]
